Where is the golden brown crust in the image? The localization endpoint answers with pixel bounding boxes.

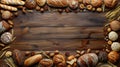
[25,0,37,9]
[24,54,42,66]
[39,59,53,66]
[2,21,10,30]
[53,54,66,67]
[77,53,98,67]
[110,20,120,31]
[36,0,46,7]
[108,51,119,63]
[0,4,18,11]
[1,0,25,5]
[2,11,13,20]
[91,0,103,7]
[83,0,91,5]
[67,55,75,61]
[47,0,68,7]
[12,49,25,66]
[68,0,79,9]
[53,54,65,64]
[104,0,118,8]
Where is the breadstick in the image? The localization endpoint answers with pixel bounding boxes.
[1,0,25,5]
[0,4,18,11]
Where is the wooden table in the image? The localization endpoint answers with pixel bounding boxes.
[11,12,107,51]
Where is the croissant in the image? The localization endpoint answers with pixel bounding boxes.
[36,0,46,7]
[0,4,18,11]
[77,53,98,67]
[47,0,68,7]
[1,0,25,5]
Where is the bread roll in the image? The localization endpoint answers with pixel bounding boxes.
[24,54,42,66]
[68,0,78,9]
[77,53,98,67]
[36,0,46,6]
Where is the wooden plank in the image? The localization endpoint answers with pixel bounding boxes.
[90,33,104,39]
[14,27,103,34]
[28,27,103,34]
[11,39,106,51]
[14,27,104,39]
[21,33,104,39]
[11,12,107,51]
[13,12,106,27]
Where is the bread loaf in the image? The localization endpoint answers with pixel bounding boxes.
[47,0,68,7]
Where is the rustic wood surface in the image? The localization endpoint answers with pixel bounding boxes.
[10,12,108,51]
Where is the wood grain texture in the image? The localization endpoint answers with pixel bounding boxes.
[14,12,106,27]
[11,11,107,51]
[11,39,106,51]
